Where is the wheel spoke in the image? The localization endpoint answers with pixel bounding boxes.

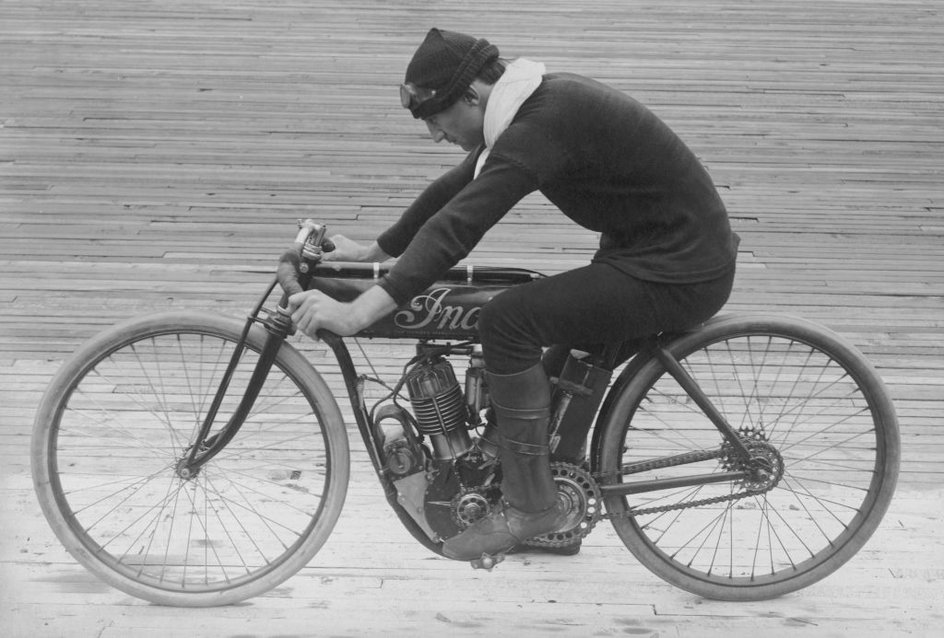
[38,319,345,604]
[603,319,897,600]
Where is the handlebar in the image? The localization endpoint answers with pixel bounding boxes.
[276,219,335,301]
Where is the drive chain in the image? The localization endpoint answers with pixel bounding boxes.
[594,447,756,519]
[602,489,753,519]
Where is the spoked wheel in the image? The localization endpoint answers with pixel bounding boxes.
[597,314,899,601]
[31,311,349,606]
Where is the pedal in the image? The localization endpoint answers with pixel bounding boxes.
[469,552,505,571]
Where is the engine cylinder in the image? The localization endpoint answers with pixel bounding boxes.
[406,358,473,459]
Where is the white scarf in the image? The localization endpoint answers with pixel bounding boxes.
[474,58,547,178]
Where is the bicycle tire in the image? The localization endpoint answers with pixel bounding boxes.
[597,313,899,601]
[31,311,350,606]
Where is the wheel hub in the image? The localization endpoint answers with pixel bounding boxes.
[741,442,784,493]
[721,428,784,494]
[174,457,200,480]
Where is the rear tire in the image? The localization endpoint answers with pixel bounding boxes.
[597,314,899,601]
[32,311,349,606]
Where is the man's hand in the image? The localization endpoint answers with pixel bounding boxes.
[323,235,391,263]
[288,290,360,339]
[288,285,398,340]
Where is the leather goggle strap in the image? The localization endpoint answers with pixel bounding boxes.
[405,38,498,119]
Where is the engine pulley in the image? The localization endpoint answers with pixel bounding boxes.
[452,488,494,528]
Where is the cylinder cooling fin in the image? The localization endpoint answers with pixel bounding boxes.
[406,358,466,435]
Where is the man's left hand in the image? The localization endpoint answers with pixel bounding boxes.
[288,290,361,339]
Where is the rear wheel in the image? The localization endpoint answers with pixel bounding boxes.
[32,311,349,606]
[597,314,899,600]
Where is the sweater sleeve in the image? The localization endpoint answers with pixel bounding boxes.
[376,150,479,258]
[377,156,539,305]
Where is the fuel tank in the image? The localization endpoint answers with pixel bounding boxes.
[307,262,545,340]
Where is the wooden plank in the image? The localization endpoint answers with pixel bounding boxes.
[2,0,943,635]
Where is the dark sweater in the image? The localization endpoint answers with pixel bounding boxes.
[376,72,739,305]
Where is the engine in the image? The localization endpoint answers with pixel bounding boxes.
[375,349,501,541]
[377,347,602,547]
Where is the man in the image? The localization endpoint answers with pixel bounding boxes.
[288,28,739,561]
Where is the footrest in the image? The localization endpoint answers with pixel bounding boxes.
[469,552,505,571]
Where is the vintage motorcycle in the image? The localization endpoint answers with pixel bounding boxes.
[32,220,899,606]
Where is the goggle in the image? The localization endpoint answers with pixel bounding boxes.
[400,82,439,112]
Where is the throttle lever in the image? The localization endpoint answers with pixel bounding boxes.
[295,219,333,270]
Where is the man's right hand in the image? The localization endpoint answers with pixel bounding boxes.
[322,235,390,263]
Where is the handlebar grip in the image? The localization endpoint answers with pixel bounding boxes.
[277,248,306,298]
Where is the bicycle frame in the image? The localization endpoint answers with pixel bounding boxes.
[594,341,754,498]
[178,255,757,524]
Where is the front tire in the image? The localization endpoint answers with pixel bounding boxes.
[31,311,350,606]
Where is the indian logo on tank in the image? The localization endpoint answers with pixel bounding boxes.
[395,288,480,331]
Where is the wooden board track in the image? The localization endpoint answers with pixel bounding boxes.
[2,1,942,636]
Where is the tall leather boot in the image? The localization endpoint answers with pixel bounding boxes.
[442,364,566,561]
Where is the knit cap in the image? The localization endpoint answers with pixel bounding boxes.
[403,28,500,119]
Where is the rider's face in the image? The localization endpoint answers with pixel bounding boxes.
[423,89,485,152]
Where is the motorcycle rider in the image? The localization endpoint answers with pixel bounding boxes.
[288,28,739,561]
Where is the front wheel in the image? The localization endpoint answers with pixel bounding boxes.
[31,311,350,606]
[597,314,899,601]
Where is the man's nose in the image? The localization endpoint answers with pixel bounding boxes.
[425,121,446,143]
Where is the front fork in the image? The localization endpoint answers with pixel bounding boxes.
[175,291,295,479]
[176,219,328,479]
